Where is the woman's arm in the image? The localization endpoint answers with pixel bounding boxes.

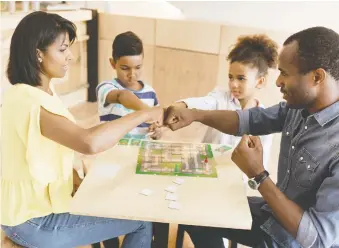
[40,107,163,155]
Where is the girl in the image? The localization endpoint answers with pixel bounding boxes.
[172,34,279,248]
[174,34,279,172]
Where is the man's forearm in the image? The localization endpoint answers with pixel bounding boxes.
[192,109,239,135]
[259,178,304,237]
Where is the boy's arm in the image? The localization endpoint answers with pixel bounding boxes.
[106,90,150,111]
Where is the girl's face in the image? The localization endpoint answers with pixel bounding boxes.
[228,62,265,100]
[38,32,74,79]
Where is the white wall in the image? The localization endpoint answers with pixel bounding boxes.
[170,1,339,33]
[74,0,185,19]
[75,1,339,33]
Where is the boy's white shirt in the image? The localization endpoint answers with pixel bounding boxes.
[181,87,273,173]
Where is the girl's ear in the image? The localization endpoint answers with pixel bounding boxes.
[255,76,266,89]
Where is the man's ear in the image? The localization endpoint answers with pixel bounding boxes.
[312,68,326,85]
[255,76,266,89]
[109,58,116,69]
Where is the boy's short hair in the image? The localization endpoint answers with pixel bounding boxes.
[112,31,143,61]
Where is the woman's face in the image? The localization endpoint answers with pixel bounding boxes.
[228,62,264,100]
[38,32,74,79]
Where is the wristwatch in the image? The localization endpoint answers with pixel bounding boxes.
[248,170,270,190]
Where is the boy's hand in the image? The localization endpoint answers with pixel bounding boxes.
[148,125,165,140]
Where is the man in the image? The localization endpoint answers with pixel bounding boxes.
[164,26,339,248]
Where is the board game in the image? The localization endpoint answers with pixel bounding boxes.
[135,140,218,178]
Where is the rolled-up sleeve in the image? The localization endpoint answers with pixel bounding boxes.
[236,102,289,136]
[296,159,339,248]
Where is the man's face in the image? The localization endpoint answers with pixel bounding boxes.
[276,41,317,109]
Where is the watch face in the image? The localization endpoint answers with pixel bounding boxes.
[248,179,258,190]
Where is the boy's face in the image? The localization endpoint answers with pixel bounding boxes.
[228,62,264,100]
[110,54,143,87]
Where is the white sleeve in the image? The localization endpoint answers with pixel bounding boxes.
[180,88,221,111]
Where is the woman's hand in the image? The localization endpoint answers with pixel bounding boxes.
[144,107,165,127]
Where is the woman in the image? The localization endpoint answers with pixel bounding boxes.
[1,11,163,248]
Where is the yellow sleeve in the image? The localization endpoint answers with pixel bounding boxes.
[14,89,74,185]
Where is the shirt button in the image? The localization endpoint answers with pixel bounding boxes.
[307,165,311,169]
[286,132,289,135]
[292,146,295,150]
[287,169,290,173]
[305,126,308,130]
[299,157,303,161]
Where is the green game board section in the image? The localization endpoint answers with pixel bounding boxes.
[135,141,218,178]
[118,134,146,146]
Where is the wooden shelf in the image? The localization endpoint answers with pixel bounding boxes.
[0,9,93,31]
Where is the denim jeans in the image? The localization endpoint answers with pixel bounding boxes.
[180,197,274,248]
[1,213,152,248]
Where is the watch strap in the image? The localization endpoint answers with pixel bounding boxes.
[254,170,269,184]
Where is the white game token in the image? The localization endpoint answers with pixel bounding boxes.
[140,189,152,196]
[165,193,177,201]
[168,201,181,210]
[165,185,177,193]
[173,178,185,185]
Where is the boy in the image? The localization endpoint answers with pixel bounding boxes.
[93,31,163,248]
[96,31,160,140]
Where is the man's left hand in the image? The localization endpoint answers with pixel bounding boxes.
[231,135,265,178]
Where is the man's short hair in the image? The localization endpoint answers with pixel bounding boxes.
[284,26,339,81]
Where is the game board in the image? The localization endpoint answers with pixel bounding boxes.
[135,140,218,178]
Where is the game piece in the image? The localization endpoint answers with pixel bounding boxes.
[140,189,152,196]
[165,193,177,201]
[173,178,185,185]
[168,201,181,210]
[165,185,177,193]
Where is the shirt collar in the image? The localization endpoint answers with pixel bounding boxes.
[228,92,241,106]
[227,91,260,108]
[313,101,339,126]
